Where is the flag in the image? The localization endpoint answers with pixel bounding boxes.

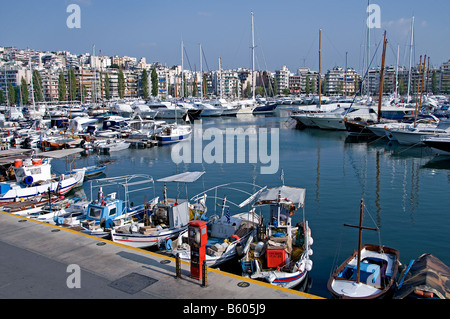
[225,207,230,223]
[280,169,284,185]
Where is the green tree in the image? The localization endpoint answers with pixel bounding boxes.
[431,71,438,94]
[202,74,207,97]
[32,70,43,102]
[398,78,406,95]
[69,68,77,101]
[321,78,327,95]
[58,71,66,101]
[305,76,310,95]
[255,86,265,97]
[245,82,252,98]
[272,78,278,96]
[20,77,29,105]
[14,86,20,105]
[183,74,188,98]
[118,68,125,99]
[310,77,317,94]
[141,69,149,99]
[151,68,158,97]
[0,89,5,105]
[104,73,110,100]
[82,84,88,103]
[8,83,15,105]
[192,80,197,98]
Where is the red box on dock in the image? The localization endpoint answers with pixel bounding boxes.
[266,248,286,268]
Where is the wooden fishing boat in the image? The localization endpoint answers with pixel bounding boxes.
[0,158,85,204]
[239,184,314,289]
[327,199,400,299]
[172,182,262,268]
[394,253,450,299]
[110,172,203,248]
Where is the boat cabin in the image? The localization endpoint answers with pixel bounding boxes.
[151,198,189,229]
[12,158,52,185]
[82,191,123,229]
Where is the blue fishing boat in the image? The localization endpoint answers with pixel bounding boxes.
[83,164,106,178]
[57,174,156,239]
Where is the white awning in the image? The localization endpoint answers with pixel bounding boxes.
[35,148,85,158]
[241,185,306,207]
[156,171,205,183]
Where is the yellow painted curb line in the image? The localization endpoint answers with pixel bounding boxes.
[1,210,324,299]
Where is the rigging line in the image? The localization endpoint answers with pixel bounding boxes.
[347,38,382,112]
[183,47,193,72]
[330,224,345,277]
[323,30,345,63]
[363,203,383,247]
[201,46,210,73]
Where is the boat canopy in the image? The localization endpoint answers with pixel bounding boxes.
[156,171,205,183]
[240,185,306,208]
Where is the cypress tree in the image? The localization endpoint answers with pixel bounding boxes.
[69,68,77,101]
[104,73,110,100]
[118,69,125,99]
[20,77,29,105]
[8,83,15,105]
[32,70,43,102]
[151,68,158,97]
[58,71,66,101]
[141,69,149,99]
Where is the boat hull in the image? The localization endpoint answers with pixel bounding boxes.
[328,244,400,299]
[110,226,188,249]
[0,171,85,204]
[423,138,450,155]
[253,103,277,114]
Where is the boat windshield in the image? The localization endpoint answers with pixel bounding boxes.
[88,207,102,219]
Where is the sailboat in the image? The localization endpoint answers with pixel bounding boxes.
[327,199,400,299]
[345,31,389,137]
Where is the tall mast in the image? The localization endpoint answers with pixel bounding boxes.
[344,199,377,284]
[414,55,423,127]
[395,45,399,99]
[181,40,184,99]
[219,56,223,99]
[199,43,203,101]
[318,29,322,108]
[366,0,371,98]
[251,11,255,101]
[407,16,415,103]
[377,31,387,123]
[29,53,36,109]
[92,44,97,104]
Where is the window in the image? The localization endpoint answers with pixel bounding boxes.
[88,207,102,219]
[109,207,117,217]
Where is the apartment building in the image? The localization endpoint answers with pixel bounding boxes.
[275,65,290,93]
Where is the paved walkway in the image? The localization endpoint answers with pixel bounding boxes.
[0,211,323,300]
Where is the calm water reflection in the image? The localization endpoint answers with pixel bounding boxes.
[51,112,450,298]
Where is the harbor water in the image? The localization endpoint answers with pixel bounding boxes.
[50,111,450,298]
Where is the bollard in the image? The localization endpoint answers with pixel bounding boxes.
[176,254,181,279]
[202,260,207,287]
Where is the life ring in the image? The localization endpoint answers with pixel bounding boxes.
[231,234,240,242]
[24,176,34,185]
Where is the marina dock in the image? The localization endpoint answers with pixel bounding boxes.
[0,210,322,300]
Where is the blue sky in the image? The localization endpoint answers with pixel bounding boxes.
[2,0,449,73]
